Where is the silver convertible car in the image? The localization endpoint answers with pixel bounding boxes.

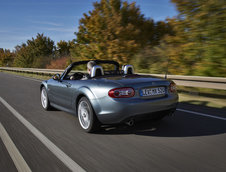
[40,60,178,132]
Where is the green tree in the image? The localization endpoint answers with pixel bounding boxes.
[57,40,72,57]
[75,0,155,64]
[14,33,55,68]
[131,41,178,74]
[162,0,226,76]
[153,21,173,46]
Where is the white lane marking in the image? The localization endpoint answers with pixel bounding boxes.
[0,97,85,172]
[0,122,32,172]
[177,108,226,121]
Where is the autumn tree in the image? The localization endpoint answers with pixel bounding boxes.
[0,48,14,67]
[46,57,69,69]
[75,0,156,64]
[14,33,55,68]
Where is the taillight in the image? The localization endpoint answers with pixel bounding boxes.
[108,87,135,98]
[169,82,177,93]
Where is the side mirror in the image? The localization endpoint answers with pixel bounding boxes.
[53,74,61,81]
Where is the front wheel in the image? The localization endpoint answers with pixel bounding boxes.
[41,87,51,110]
[77,97,100,133]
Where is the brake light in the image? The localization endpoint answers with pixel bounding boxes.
[169,82,177,93]
[108,87,135,98]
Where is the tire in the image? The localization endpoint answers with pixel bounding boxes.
[77,97,100,133]
[41,87,51,110]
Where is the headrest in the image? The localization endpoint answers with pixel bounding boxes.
[123,65,134,74]
[90,65,104,77]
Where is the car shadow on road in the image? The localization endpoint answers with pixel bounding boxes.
[96,112,226,137]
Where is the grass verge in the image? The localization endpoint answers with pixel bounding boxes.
[177,85,226,99]
[177,86,226,109]
[179,93,226,109]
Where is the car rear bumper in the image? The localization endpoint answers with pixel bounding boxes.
[92,94,178,124]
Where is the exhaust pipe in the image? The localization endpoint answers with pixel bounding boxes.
[125,119,134,126]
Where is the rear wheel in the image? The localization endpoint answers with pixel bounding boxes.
[41,87,51,110]
[78,97,100,133]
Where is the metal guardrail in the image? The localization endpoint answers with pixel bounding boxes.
[0,67,226,90]
[0,67,65,75]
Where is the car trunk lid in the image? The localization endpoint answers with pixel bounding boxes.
[99,74,170,98]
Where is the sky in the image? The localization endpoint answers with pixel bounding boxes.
[0,0,178,51]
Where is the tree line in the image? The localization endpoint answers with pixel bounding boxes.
[0,0,225,77]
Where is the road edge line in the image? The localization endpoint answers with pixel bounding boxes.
[0,97,85,172]
[177,108,226,121]
[0,122,32,172]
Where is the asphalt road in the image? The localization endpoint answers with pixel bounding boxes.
[0,72,226,172]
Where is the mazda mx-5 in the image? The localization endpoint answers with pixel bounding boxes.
[40,60,178,132]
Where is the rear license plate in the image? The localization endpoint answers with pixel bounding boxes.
[140,87,165,97]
